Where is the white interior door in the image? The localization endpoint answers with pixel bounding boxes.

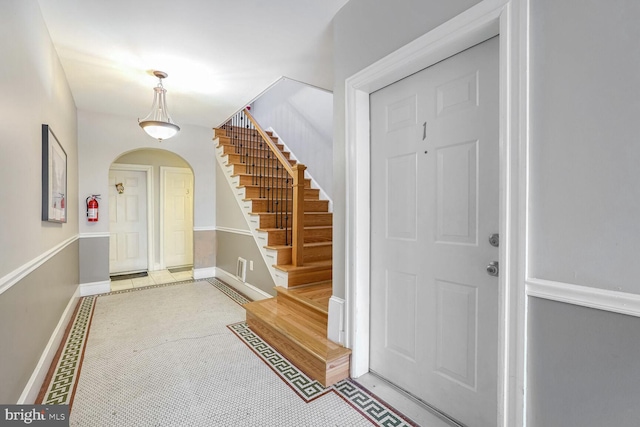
[369,37,499,426]
[162,167,193,269]
[109,169,148,274]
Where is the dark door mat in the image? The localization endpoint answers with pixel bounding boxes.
[110,272,148,281]
[168,266,193,273]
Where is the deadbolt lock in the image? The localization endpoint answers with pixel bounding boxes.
[489,233,499,247]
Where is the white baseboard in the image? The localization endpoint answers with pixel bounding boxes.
[18,285,81,404]
[328,296,346,345]
[214,267,272,301]
[80,280,111,296]
[193,267,216,280]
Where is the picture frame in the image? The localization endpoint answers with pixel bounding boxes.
[42,124,67,223]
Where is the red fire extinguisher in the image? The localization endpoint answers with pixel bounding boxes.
[86,195,100,222]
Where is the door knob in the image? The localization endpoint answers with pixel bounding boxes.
[486,261,499,277]
[489,233,499,247]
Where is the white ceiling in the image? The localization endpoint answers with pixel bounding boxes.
[37,0,348,128]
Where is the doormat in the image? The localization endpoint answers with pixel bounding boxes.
[110,272,148,281]
[168,266,193,273]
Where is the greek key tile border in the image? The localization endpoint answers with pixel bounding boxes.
[205,277,251,305]
[228,321,329,401]
[228,322,415,427]
[40,295,96,406]
[334,380,416,427]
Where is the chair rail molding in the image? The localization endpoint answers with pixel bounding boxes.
[527,278,640,317]
[0,234,78,295]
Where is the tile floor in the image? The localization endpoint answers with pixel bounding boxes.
[110,269,193,291]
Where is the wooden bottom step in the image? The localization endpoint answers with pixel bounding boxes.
[275,282,331,328]
[244,297,351,387]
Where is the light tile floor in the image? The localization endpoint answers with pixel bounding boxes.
[110,269,193,291]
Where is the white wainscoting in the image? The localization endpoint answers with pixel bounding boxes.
[526,278,640,317]
[0,235,78,296]
[215,226,252,236]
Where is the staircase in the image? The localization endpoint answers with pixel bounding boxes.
[213,109,350,387]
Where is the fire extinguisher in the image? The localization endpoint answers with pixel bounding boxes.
[86,195,100,222]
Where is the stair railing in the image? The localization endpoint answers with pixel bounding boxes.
[220,108,306,266]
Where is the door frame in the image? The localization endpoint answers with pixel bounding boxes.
[159,166,194,270]
[343,0,529,426]
[109,163,155,274]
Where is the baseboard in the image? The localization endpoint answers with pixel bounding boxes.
[214,267,272,301]
[328,296,346,345]
[526,278,640,317]
[17,285,81,404]
[80,280,111,297]
[193,267,216,280]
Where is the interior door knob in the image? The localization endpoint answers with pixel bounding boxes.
[486,261,499,277]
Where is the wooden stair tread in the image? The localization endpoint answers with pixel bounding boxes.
[273,260,332,273]
[244,298,349,361]
[256,225,332,232]
[276,283,331,314]
[249,211,331,216]
[266,242,331,250]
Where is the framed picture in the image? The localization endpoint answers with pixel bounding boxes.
[42,124,67,223]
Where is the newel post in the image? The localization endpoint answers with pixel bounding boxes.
[292,163,307,266]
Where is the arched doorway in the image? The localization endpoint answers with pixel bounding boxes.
[108,148,195,287]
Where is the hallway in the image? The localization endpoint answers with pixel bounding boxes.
[36,278,449,426]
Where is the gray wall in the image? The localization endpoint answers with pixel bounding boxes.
[0,242,79,403]
[529,0,640,292]
[332,0,482,300]
[215,162,276,295]
[216,232,276,296]
[0,0,79,277]
[0,1,79,403]
[79,237,109,284]
[526,0,640,425]
[251,78,334,199]
[527,298,640,427]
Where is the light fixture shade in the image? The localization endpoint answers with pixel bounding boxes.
[139,71,180,141]
[139,120,180,140]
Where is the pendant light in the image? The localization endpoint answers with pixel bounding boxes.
[138,71,180,141]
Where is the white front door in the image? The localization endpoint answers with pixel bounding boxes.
[162,167,193,269]
[109,169,148,274]
[369,37,499,426]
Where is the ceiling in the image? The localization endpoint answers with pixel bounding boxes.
[37,0,348,129]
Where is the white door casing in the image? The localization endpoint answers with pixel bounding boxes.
[370,37,499,426]
[161,167,194,269]
[109,168,149,274]
[342,1,529,426]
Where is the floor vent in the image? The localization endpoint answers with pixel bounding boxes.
[236,257,247,282]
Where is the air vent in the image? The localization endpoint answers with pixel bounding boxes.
[236,257,247,282]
